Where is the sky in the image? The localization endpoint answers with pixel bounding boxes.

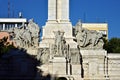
[0,0,120,39]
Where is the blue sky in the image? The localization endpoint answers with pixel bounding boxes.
[0,0,120,39]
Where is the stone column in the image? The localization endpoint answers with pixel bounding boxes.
[61,0,69,21]
[56,0,61,22]
[15,24,17,27]
[48,0,69,21]
[48,0,56,20]
[3,24,5,30]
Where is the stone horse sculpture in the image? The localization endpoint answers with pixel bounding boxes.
[12,26,32,48]
[11,19,40,49]
[75,20,104,49]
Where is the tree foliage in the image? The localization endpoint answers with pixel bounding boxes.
[104,37,120,53]
[0,37,15,57]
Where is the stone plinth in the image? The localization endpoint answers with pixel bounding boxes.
[80,50,107,79]
[71,65,81,75]
[107,54,120,80]
[37,49,109,80]
[52,57,67,75]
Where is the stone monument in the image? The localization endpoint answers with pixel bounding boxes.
[11,19,40,55]
[5,0,120,79]
[40,0,77,48]
[37,0,108,80]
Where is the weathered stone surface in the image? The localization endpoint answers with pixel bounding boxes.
[37,49,111,80]
[107,54,120,80]
[80,50,107,79]
[52,57,67,75]
[72,65,81,75]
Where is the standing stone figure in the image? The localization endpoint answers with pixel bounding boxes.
[75,20,87,47]
[28,19,40,47]
[12,27,23,47]
[54,31,66,56]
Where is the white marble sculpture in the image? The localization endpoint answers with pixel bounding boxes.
[75,20,104,49]
[12,19,40,49]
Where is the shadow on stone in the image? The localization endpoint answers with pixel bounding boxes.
[78,46,84,78]
[57,77,67,80]
[0,48,52,80]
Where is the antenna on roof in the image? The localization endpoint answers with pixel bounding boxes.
[12,4,14,17]
[19,12,22,18]
[83,12,86,23]
[8,0,10,18]
[96,17,99,23]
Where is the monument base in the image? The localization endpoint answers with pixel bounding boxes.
[37,56,83,80]
[36,49,108,80]
[40,21,77,48]
[80,50,107,80]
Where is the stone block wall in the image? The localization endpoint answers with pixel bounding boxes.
[107,54,120,79]
[37,49,120,80]
[80,50,107,79]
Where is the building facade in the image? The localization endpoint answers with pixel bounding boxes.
[82,23,108,39]
[0,18,27,31]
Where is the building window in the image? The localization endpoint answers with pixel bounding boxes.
[11,24,15,28]
[99,30,107,35]
[0,24,3,30]
[17,23,22,28]
[5,24,8,30]
[5,23,15,30]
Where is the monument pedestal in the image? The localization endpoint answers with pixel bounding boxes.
[40,21,77,48]
[51,57,83,80]
[80,50,107,80]
[38,0,109,79]
[52,57,67,75]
